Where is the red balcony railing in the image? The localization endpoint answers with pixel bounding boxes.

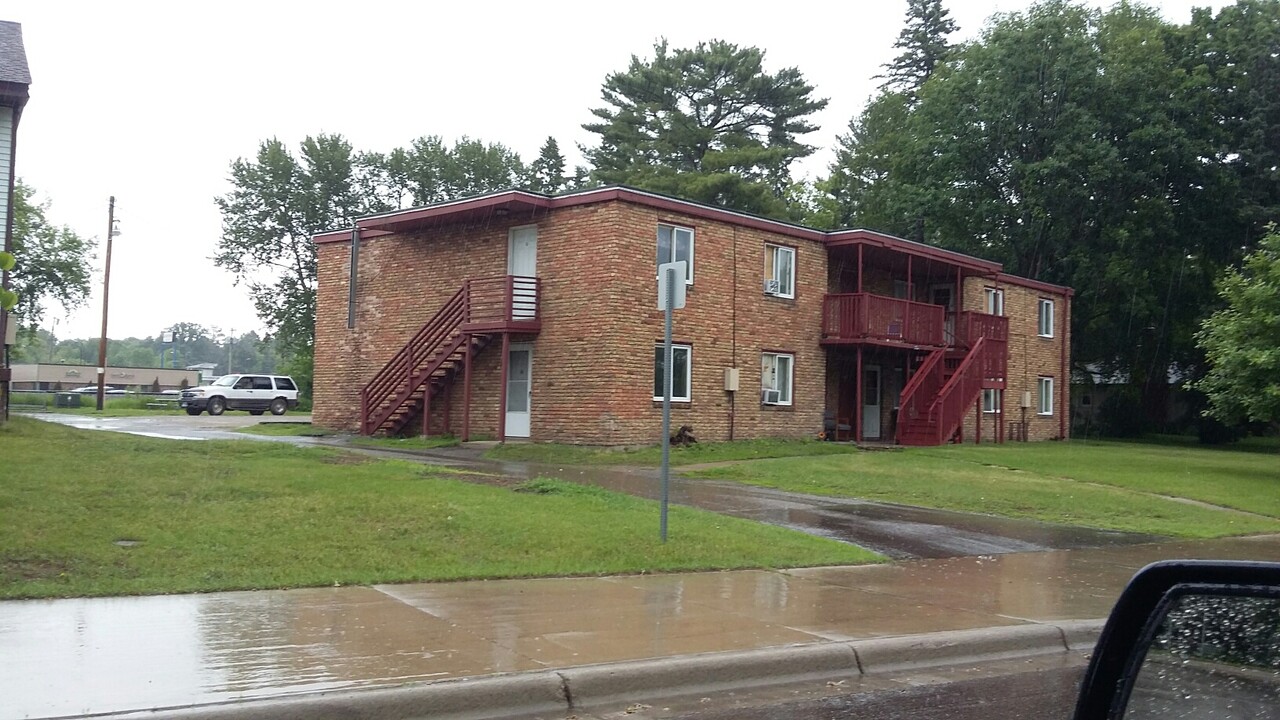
[955,311,1007,385]
[822,293,946,346]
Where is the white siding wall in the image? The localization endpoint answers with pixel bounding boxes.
[0,107,11,240]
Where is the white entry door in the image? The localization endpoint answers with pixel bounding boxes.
[863,365,882,440]
[508,226,538,320]
[505,344,532,438]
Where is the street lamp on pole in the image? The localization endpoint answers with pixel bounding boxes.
[95,197,120,411]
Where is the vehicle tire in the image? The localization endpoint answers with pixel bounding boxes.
[185,407,201,416]
[249,410,264,416]
[269,398,287,416]
[207,397,226,416]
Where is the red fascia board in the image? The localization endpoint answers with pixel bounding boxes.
[996,272,1073,296]
[826,230,1002,273]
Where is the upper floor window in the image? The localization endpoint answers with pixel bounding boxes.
[657,224,694,284]
[653,343,691,402]
[1038,298,1055,337]
[764,245,795,298]
[761,352,793,405]
[985,287,1004,316]
[1038,376,1054,415]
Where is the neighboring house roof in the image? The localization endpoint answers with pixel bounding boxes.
[185,362,219,370]
[0,20,30,113]
[0,21,30,85]
[313,185,1072,295]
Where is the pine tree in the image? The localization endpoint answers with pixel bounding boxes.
[882,0,958,98]
[528,137,568,193]
[583,39,827,218]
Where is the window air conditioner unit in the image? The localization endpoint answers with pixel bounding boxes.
[761,389,781,404]
[764,279,781,295]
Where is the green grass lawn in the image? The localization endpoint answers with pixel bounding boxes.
[0,418,877,599]
[485,438,858,466]
[688,440,1280,539]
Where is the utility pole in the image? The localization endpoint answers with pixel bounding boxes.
[95,197,118,411]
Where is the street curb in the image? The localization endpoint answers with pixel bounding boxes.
[1055,618,1108,652]
[93,621,1103,720]
[851,623,1071,674]
[559,642,861,707]
[104,672,568,720]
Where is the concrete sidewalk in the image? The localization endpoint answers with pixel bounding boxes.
[4,535,1280,719]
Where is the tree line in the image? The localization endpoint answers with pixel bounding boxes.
[10,323,282,379]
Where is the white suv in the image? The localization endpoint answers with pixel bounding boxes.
[179,374,300,417]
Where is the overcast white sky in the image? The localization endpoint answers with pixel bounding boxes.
[5,0,1217,342]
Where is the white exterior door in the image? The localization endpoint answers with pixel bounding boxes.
[505,344,532,438]
[862,365,882,440]
[508,226,538,320]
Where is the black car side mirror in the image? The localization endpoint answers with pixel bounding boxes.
[1072,560,1280,719]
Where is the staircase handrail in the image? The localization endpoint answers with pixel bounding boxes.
[895,348,945,445]
[924,337,987,444]
[898,349,944,408]
[360,285,468,434]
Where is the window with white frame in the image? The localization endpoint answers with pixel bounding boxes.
[760,352,794,405]
[657,224,694,284]
[653,344,691,402]
[982,389,1002,414]
[1038,298,1055,337]
[764,244,795,298]
[985,287,1004,316]
[1038,376,1054,415]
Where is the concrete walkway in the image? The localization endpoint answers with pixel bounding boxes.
[5,535,1280,719]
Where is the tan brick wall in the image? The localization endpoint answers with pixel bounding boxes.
[314,200,828,444]
[314,198,1068,446]
[586,202,828,444]
[959,278,1070,442]
[314,220,510,432]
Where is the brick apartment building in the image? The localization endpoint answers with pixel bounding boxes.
[312,186,1071,446]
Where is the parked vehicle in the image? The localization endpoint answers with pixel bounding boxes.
[179,374,299,416]
[69,385,130,394]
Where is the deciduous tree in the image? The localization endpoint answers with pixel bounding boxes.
[215,135,365,359]
[6,180,95,327]
[1193,229,1280,427]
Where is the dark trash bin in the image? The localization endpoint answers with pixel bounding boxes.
[55,392,82,408]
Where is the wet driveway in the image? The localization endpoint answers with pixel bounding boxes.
[27,412,1162,559]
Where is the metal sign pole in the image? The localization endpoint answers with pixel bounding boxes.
[660,266,673,543]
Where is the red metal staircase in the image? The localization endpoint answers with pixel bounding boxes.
[896,312,1008,446]
[359,276,539,437]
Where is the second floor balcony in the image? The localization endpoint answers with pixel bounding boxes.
[821,292,1007,350]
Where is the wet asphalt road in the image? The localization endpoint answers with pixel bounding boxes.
[27,412,1163,559]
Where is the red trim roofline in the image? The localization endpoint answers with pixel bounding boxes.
[996,272,1074,296]
[311,186,1065,292]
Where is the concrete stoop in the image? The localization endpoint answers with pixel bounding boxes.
[105,620,1104,720]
